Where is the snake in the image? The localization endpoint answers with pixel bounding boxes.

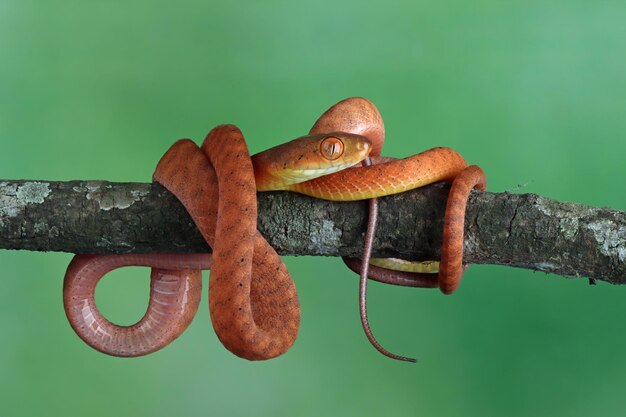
[63,97,486,361]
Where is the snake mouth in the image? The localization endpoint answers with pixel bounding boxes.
[282,164,356,182]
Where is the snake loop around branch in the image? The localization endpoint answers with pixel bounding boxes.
[63,97,486,361]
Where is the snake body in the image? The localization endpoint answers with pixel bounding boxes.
[63,98,486,360]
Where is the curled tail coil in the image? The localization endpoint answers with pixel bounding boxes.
[63,254,207,357]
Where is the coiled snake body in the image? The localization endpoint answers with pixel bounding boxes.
[63,98,486,361]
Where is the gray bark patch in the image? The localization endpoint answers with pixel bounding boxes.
[0,182,50,226]
[586,220,626,262]
[16,182,51,204]
[74,182,148,211]
[0,182,20,223]
[308,219,342,253]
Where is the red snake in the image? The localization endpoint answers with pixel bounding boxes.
[63,98,486,361]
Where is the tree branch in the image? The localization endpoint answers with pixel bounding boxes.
[1,179,625,284]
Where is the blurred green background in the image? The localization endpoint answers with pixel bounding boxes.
[1,1,626,416]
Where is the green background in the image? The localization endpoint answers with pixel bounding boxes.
[1,1,626,416]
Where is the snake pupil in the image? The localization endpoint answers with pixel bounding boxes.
[320,136,344,161]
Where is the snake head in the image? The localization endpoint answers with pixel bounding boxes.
[253,133,372,191]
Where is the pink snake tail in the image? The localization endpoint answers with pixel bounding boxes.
[63,253,211,357]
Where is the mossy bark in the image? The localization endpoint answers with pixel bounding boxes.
[1,180,625,283]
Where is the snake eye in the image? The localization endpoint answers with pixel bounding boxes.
[320,136,345,161]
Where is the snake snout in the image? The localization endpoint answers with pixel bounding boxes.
[357,137,372,152]
[334,132,372,164]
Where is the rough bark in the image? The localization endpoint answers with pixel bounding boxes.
[1,179,625,284]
